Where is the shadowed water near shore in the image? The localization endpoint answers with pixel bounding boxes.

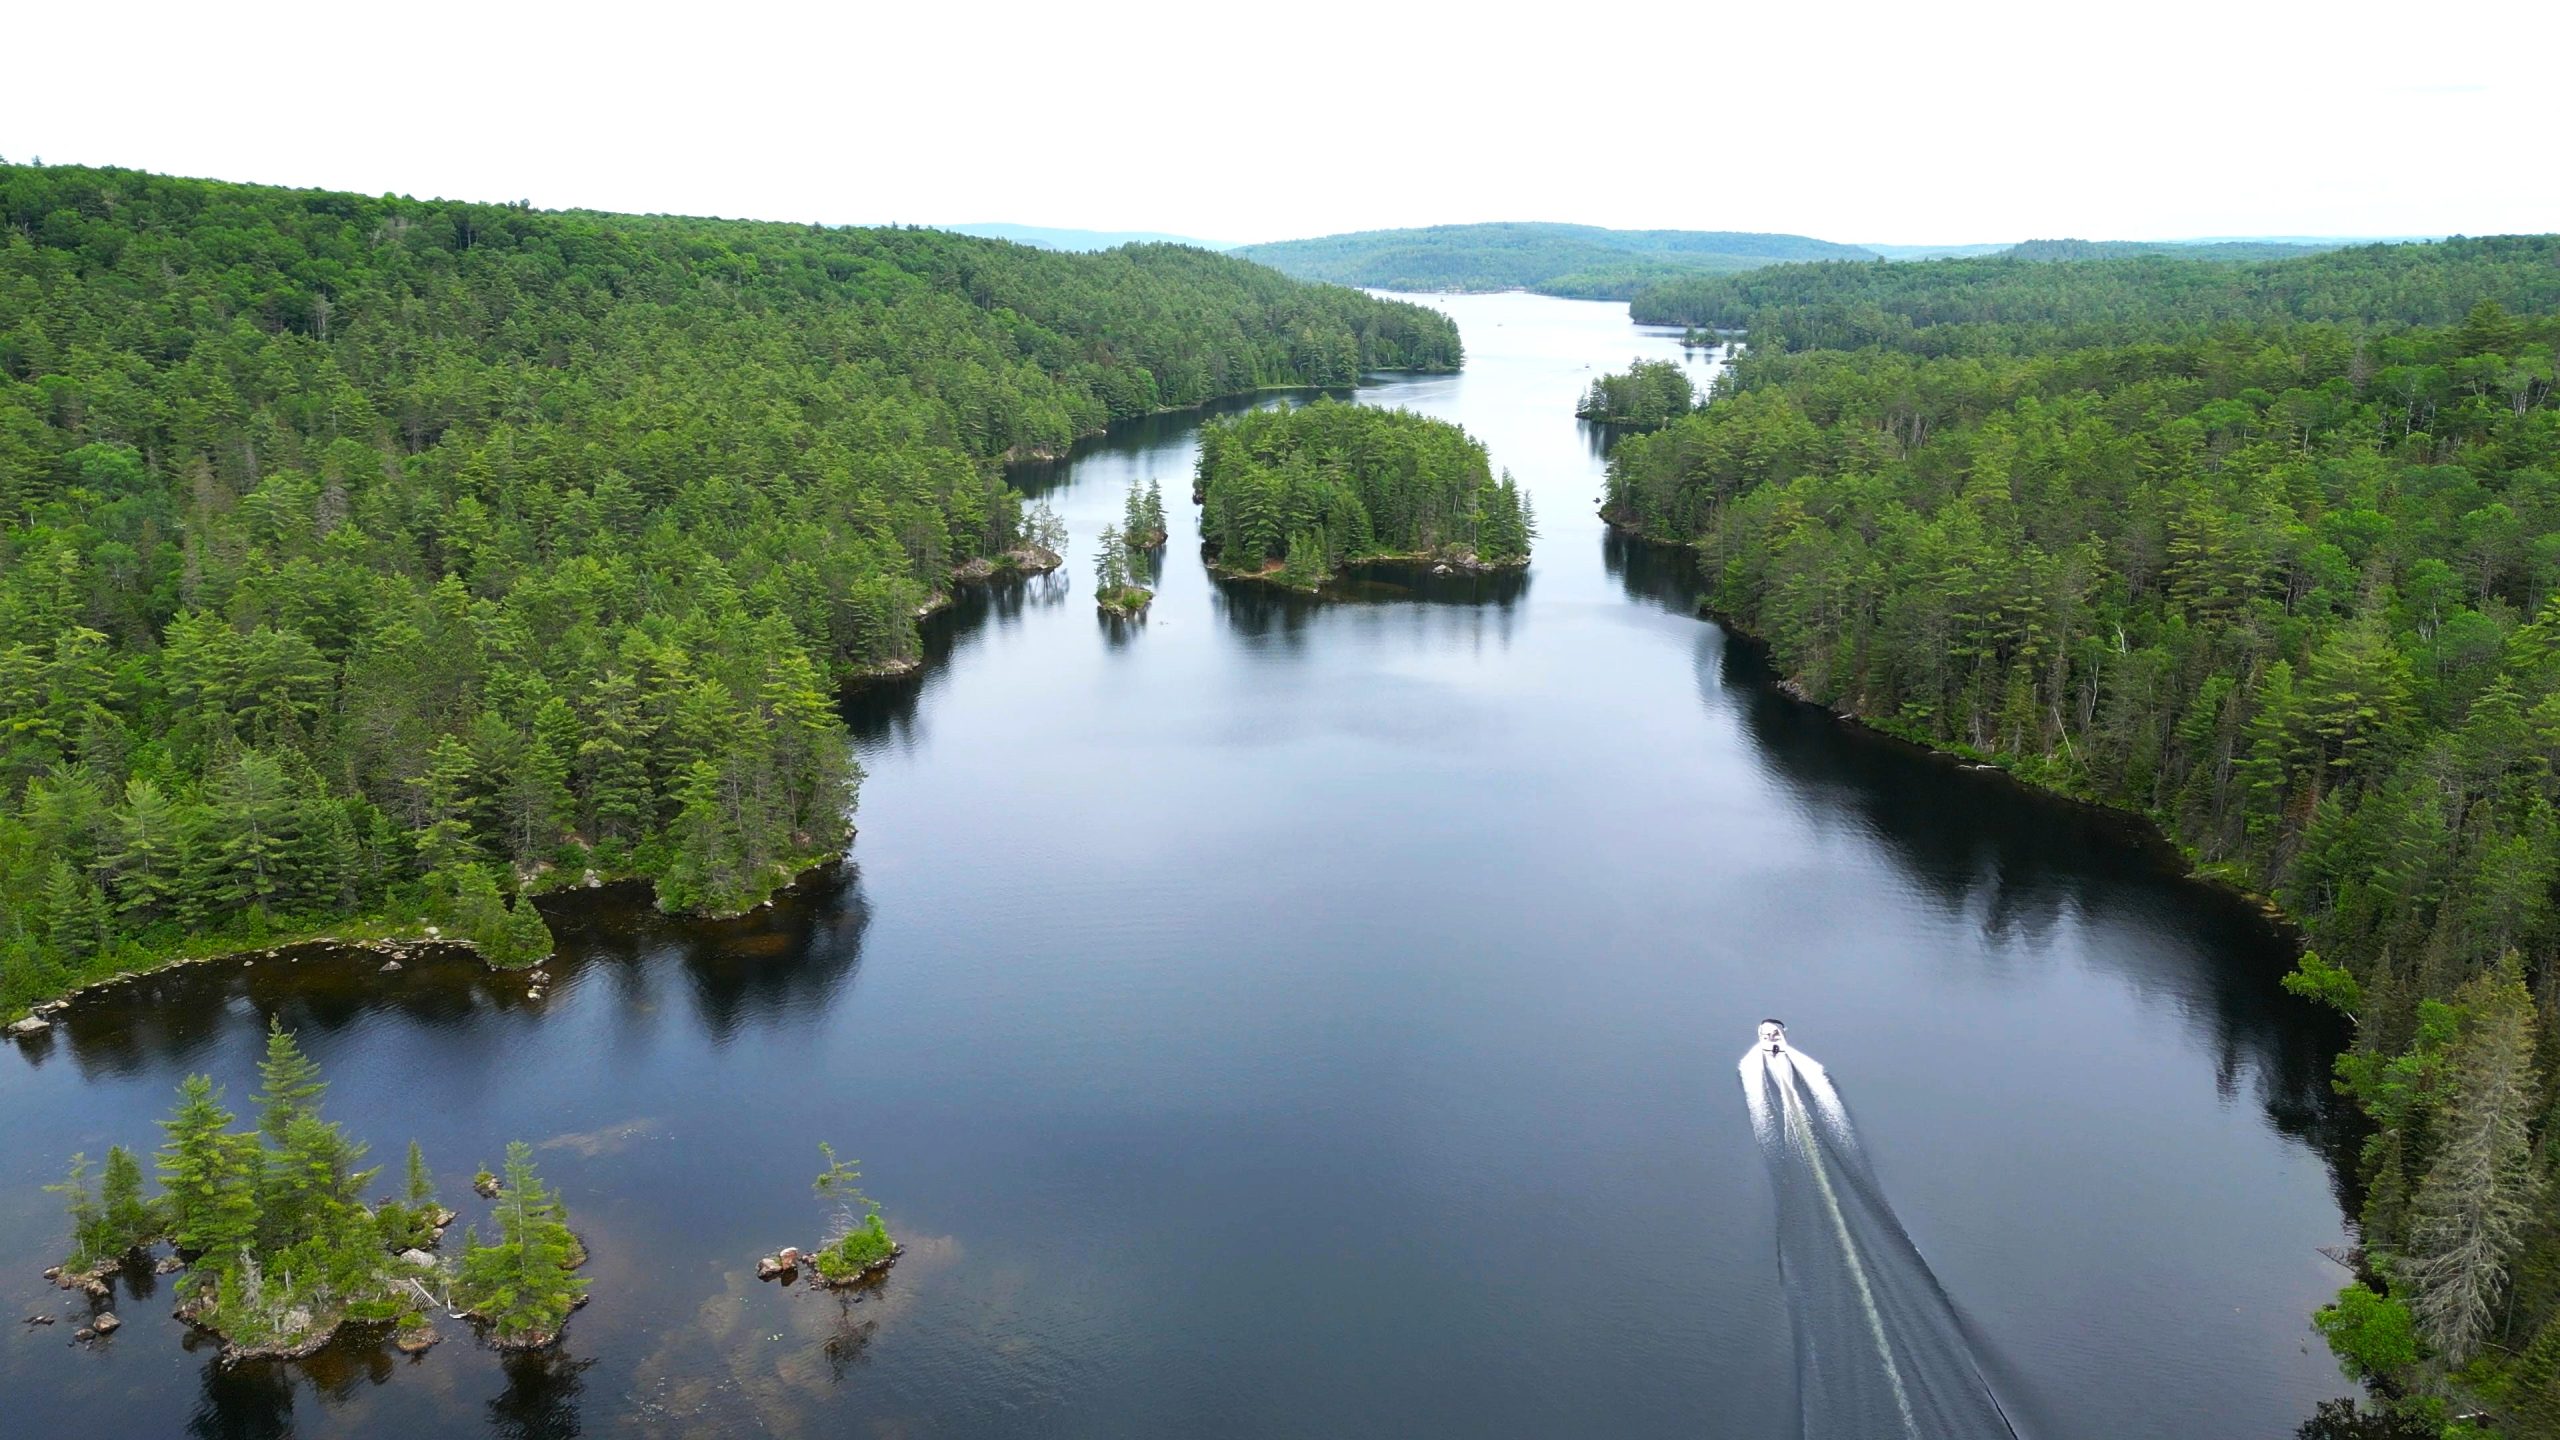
[1,293,2353,1438]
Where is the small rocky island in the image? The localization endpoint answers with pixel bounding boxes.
[756,1144,902,1288]
[1093,520,1155,617]
[40,1022,588,1361]
[1195,400,1531,589]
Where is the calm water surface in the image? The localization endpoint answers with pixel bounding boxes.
[1,293,2355,1437]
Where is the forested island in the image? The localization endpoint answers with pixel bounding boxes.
[1604,236,2560,1435]
[1231,222,1873,300]
[47,1021,584,1358]
[1576,359,1697,429]
[1195,402,1532,587]
[0,163,1461,1018]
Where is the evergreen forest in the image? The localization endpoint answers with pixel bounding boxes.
[0,163,1461,1016]
[1603,239,2560,1432]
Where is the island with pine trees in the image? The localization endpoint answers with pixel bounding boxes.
[1195,402,1533,590]
[1092,481,1165,617]
[42,1021,588,1360]
[1574,358,1697,430]
[756,1144,902,1288]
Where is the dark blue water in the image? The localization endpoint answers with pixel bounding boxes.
[0,293,2355,1437]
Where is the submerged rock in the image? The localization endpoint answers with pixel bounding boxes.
[379,959,403,973]
[92,1312,119,1334]
[394,1323,440,1354]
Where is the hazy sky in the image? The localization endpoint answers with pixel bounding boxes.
[8,0,2552,245]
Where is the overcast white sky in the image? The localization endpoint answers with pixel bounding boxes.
[7,0,2552,246]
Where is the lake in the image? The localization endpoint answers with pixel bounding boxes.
[0,292,2357,1438]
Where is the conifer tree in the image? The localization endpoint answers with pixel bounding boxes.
[157,1074,237,1252]
[406,1140,436,1208]
[99,1144,155,1255]
[2403,965,2543,1363]
[47,1153,105,1272]
[456,1142,588,1348]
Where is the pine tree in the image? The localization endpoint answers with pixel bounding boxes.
[415,732,484,876]
[495,895,555,968]
[578,669,656,847]
[1094,524,1128,595]
[157,1074,237,1252]
[456,1142,588,1348]
[47,1153,105,1272]
[2402,964,2543,1363]
[40,857,110,962]
[99,1144,155,1255]
[255,1017,325,1144]
[107,775,187,921]
[406,1140,436,1209]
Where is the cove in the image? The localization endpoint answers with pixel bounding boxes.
[1,292,2355,1438]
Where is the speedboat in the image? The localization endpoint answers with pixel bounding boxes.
[1757,1019,1787,1055]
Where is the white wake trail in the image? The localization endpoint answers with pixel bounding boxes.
[1740,1041,2019,1440]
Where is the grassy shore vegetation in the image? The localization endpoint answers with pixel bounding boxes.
[1603,239,2560,1433]
[43,1020,578,1357]
[0,163,1462,1017]
[1576,358,1696,429]
[1196,401,1532,586]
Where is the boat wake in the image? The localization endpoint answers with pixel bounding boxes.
[1741,1037,2019,1440]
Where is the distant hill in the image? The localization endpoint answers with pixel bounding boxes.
[2004,237,2341,263]
[1230,222,1876,300]
[944,222,1229,252]
[1859,243,2014,261]
[1626,234,2560,342]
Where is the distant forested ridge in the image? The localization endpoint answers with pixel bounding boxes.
[1626,235,2560,350]
[2003,238,2340,263]
[0,162,1460,1014]
[1232,222,1875,300]
[1604,238,2560,1427]
[940,222,1231,253]
[1197,401,1531,584]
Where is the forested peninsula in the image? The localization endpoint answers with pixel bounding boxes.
[1196,401,1531,586]
[1604,236,2560,1433]
[0,163,1462,1018]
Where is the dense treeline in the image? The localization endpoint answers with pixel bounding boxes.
[1233,222,1873,300]
[1626,236,2560,354]
[1606,279,2560,1431]
[1576,358,1696,429]
[1197,401,1532,584]
[0,162,1461,1015]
